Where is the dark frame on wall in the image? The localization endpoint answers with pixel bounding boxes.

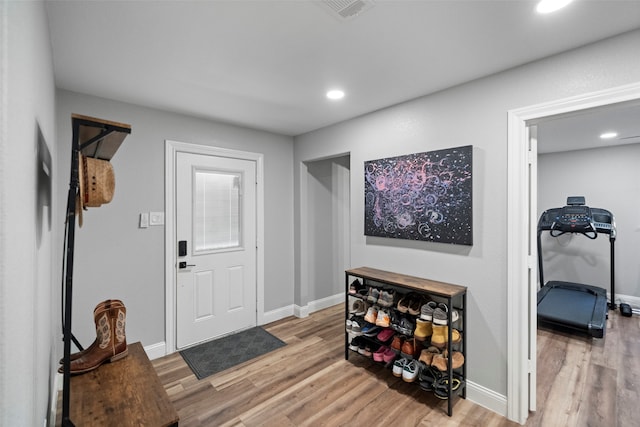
[364,145,472,245]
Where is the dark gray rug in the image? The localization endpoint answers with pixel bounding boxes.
[179,327,286,380]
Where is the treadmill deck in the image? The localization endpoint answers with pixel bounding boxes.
[537,281,608,338]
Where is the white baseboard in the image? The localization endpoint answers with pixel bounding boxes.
[143,341,168,360]
[49,372,63,426]
[262,304,295,324]
[615,292,640,314]
[466,380,508,418]
[294,292,344,319]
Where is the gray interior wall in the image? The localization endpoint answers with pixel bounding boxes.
[305,156,350,301]
[54,90,295,353]
[0,1,57,425]
[537,144,640,300]
[294,29,640,398]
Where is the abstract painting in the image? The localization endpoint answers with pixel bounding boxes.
[364,145,472,245]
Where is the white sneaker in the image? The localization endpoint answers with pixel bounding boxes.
[392,357,407,377]
[402,359,420,383]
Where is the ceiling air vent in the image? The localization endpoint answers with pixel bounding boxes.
[319,0,375,21]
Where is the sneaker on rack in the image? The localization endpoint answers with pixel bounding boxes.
[420,301,437,321]
[397,316,415,336]
[432,303,459,326]
[373,345,388,362]
[350,317,364,336]
[349,299,365,315]
[349,336,363,352]
[367,287,381,304]
[375,309,391,328]
[348,279,364,295]
[392,358,407,377]
[364,305,378,324]
[362,323,380,337]
[402,359,420,383]
[378,289,396,307]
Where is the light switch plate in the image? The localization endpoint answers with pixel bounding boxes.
[150,211,165,226]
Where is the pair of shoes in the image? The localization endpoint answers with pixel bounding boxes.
[432,302,460,326]
[366,287,381,304]
[376,328,395,343]
[418,346,441,366]
[420,301,437,321]
[434,374,465,399]
[348,279,364,295]
[364,306,378,323]
[376,309,391,327]
[349,298,368,316]
[373,345,396,363]
[401,337,419,359]
[349,336,363,352]
[361,323,380,337]
[390,335,404,354]
[393,316,414,336]
[431,350,465,372]
[397,293,423,315]
[358,341,380,358]
[349,317,364,336]
[392,358,420,382]
[377,289,396,308]
[419,364,442,392]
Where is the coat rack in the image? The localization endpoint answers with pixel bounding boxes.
[61,114,131,426]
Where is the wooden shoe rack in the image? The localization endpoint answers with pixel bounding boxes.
[345,267,467,417]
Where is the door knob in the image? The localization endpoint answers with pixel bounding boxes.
[179,261,196,269]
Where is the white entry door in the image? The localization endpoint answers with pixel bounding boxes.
[176,151,257,349]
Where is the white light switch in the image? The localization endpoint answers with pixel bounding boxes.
[150,211,165,226]
[139,212,149,228]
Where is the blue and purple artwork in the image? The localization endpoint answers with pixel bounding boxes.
[364,145,472,245]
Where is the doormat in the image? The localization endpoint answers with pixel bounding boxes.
[179,327,286,380]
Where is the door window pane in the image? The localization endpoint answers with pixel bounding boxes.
[193,170,241,251]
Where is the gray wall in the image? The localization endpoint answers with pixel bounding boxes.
[538,144,640,300]
[294,29,640,398]
[0,1,57,425]
[54,90,295,351]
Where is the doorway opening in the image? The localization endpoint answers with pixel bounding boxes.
[298,154,350,316]
[507,82,640,424]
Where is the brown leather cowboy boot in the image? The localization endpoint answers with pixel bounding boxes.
[67,301,128,374]
[59,299,124,365]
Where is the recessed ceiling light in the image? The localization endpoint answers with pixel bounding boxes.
[600,132,618,140]
[536,0,573,14]
[326,90,345,100]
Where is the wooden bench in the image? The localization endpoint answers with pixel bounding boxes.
[67,342,179,426]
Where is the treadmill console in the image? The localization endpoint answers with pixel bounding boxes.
[538,197,615,238]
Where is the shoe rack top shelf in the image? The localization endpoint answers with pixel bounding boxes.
[72,113,131,160]
[346,267,466,298]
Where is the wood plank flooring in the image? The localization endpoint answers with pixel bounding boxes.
[151,304,639,426]
[152,305,503,426]
[528,310,640,427]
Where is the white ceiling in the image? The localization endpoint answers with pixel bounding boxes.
[45,0,640,137]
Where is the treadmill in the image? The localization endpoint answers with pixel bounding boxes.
[537,196,616,338]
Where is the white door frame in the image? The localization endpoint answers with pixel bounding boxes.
[165,140,265,354]
[506,81,640,424]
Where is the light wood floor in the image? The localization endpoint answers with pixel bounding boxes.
[152,304,639,427]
